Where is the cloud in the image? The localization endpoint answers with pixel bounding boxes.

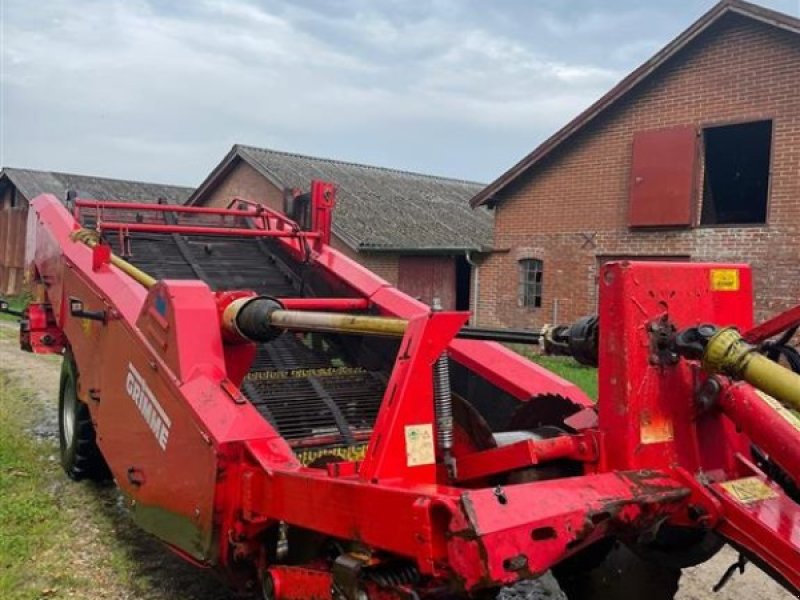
[3,0,794,185]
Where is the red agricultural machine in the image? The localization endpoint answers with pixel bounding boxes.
[6,182,800,599]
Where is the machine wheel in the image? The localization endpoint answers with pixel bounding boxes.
[554,542,681,600]
[59,350,110,482]
[497,572,567,600]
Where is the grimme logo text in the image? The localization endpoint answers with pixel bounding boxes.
[125,363,171,450]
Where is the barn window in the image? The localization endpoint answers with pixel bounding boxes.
[701,120,771,225]
[518,259,543,308]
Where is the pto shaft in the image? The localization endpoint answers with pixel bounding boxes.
[222,296,408,342]
[701,327,800,413]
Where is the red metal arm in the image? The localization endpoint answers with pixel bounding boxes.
[744,304,800,344]
[95,221,321,239]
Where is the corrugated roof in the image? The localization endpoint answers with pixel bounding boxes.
[0,168,194,205]
[470,0,800,208]
[190,146,493,253]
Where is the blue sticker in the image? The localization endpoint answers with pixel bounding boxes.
[154,294,168,316]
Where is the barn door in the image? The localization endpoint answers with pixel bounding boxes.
[629,125,698,228]
[397,257,456,309]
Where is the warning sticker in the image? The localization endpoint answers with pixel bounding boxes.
[720,476,777,505]
[640,411,674,444]
[755,390,800,432]
[710,268,740,292]
[296,444,368,466]
[405,424,435,467]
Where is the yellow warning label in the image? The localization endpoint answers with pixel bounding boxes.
[295,444,368,466]
[405,424,435,467]
[245,367,366,381]
[720,476,777,504]
[640,410,674,444]
[755,390,800,432]
[710,268,740,292]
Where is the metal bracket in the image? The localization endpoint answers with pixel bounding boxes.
[332,554,367,600]
[69,297,107,322]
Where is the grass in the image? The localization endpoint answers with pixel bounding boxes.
[507,344,598,399]
[0,373,80,598]
[0,294,29,323]
[0,337,232,600]
[0,373,142,600]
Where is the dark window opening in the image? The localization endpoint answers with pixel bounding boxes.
[518,259,543,309]
[9,188,17,209]
[701,120,771,225]
[455,255,472,312]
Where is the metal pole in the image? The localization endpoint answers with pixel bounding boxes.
[268,310,407,337]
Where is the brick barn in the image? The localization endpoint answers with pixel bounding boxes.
[0,168,193,295]
[470,0,800,329]
[189,145,493,311]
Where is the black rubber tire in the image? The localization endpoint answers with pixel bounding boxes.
[58,350,111,482]
[497,572,567,600]
[554,542,681,600]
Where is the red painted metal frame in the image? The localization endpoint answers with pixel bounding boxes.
[22,191,800,596]
[20,303,66,354]
[598,261,800,591]
[309,181,336,247]
[278,298,370,311]
[718,382,800,499]
[744,304,800,344]
[455,434,598,482]
[74,199,266,218]
[267,565,333,600]
[95,221,322,239]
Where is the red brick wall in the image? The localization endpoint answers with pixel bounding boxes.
[481,14,800,329]
[329,237,400,285]
[200,161,285,213]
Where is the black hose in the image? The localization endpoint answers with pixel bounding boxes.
[760,325,800,373]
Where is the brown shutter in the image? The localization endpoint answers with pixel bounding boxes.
[628,125,698,227]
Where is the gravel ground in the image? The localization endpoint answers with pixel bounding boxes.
[0,321,795,599]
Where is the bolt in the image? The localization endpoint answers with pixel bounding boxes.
[687,504,707,522]
[698,324,717,338]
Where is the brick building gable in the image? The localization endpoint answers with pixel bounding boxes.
[473,2,800,328]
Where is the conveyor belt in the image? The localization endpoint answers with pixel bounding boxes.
[85,209,389,449]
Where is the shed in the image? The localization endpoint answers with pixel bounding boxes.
[188,145,493,311]
[0,168,194,294]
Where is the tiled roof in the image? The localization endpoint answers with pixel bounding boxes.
[0,167,194,205]
[190,145,493,253]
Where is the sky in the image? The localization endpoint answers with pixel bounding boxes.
[1,0,798,187]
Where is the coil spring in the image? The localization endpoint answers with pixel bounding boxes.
[433,351,453,451]
[366,563,420,587]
